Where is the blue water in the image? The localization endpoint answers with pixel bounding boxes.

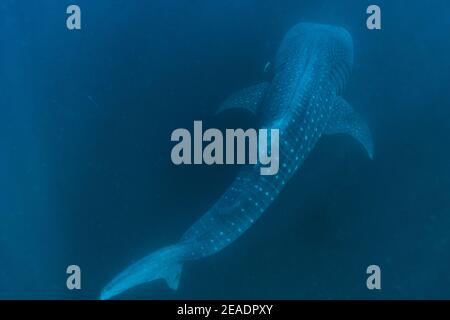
[1,0,450,299]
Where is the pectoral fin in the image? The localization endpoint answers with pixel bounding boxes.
[326,97,374,159]
[216,82,269,115]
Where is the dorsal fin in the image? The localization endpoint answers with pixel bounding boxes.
[164,263,183,290]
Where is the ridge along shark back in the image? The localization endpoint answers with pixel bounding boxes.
[100,23,374,300]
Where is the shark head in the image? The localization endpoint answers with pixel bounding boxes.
[275,23,354,95]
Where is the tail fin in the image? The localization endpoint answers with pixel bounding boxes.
[100,243,186,300]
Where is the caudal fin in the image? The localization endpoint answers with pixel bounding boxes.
[100,243,186,300]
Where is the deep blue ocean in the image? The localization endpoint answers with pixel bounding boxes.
[1,0,450,299]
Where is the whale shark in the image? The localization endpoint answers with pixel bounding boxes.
[100,23,374,300]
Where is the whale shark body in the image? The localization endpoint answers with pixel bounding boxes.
[100,23,374,300]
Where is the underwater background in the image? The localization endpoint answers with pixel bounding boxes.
[1,0,450,299]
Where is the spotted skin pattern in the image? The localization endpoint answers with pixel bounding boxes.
[100,23,373,300]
